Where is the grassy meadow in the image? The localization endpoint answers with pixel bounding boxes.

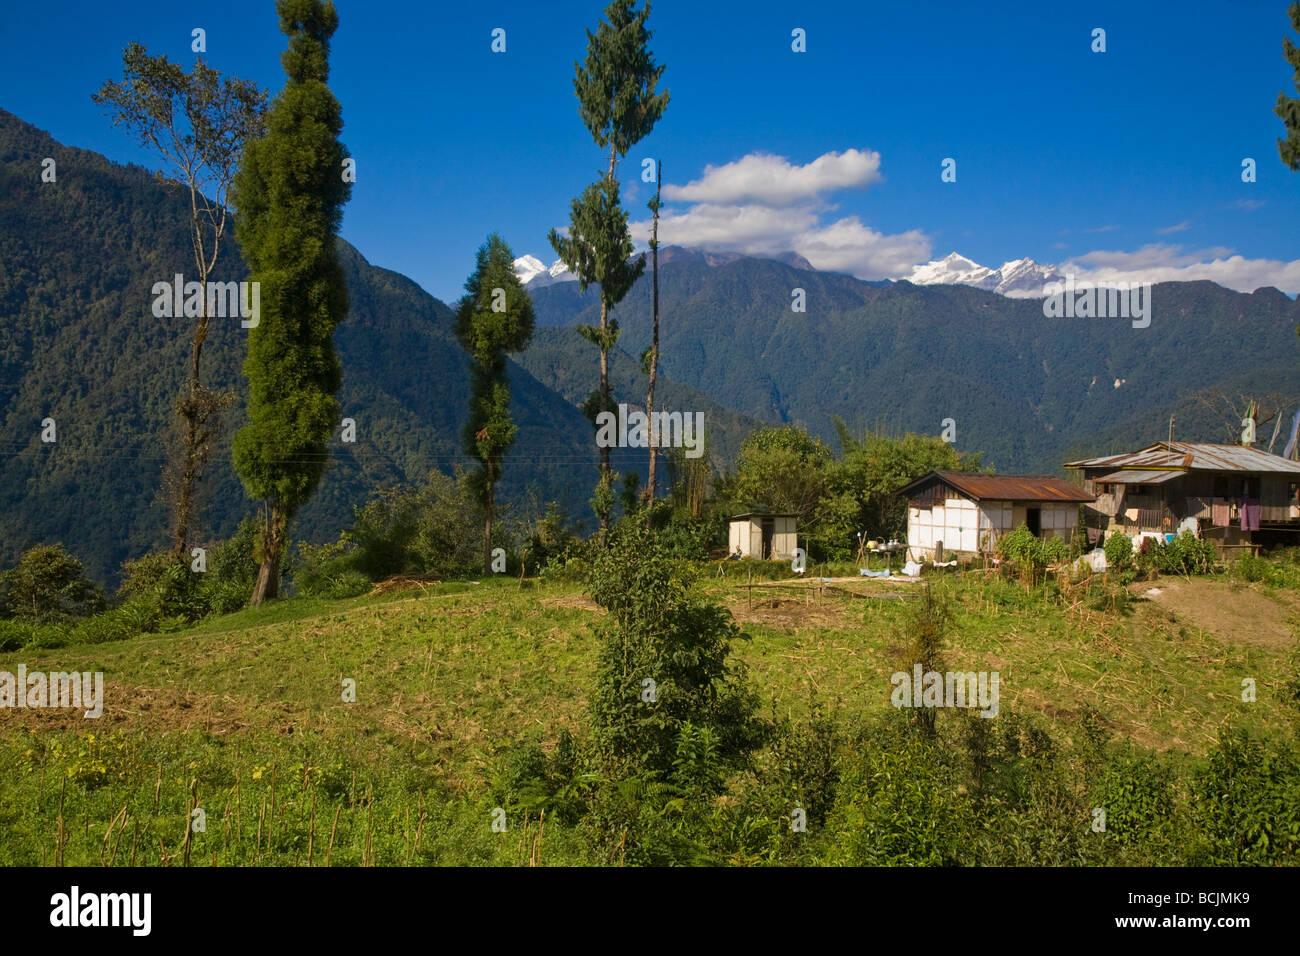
[1,564,1296,866]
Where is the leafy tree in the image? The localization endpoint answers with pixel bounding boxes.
[454,235,535,572]
[827,423,980,548]
[585,523,762,775]
[230,0,351,605]
[0,544,104,622]
[727,424,833,520]
[552,0,669,530]
[93,45,267,558]
[549,179,644,530]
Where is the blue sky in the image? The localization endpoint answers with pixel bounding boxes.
[4,0,1300,300]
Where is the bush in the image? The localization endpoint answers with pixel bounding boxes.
[297,472,486,591]
[585,522,764,776]
[996,525,1067,586]
[0,544,104,622]
[1232,553,1275,584]
[1191,729,1300,865]
[1103,531,1133,573]
[1146,531,1216,576]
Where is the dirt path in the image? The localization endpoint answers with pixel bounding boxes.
[1135,577,1300,650]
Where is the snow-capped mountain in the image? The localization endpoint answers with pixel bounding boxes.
[907,252,1064,297]
[511,247,815,288]
[512,255,577,289]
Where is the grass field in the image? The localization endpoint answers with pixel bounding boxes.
[0,569,1295,865]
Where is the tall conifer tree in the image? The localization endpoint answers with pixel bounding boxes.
[1276,2,1300,170]
[455,235,536,573]
[551,0,668,530]
[230,0,351,604]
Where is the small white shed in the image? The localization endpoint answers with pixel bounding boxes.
[728,512,798,560]
[894,471,1094,560]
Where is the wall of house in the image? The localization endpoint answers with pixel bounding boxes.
[728,520,754,556]
[908,499,1079,559]
[728,518,799,559]
[772,516,798,560]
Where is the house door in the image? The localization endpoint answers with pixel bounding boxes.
[761,518,775,559]
[1026,507,1041,537]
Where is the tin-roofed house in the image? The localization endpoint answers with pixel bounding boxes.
[1065,440,1300,548]
[895,471,1094,561]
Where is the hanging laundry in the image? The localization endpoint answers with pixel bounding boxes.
[1246,499,1261,532]
[1211,498,1230,527]
[1284,407,1300,460]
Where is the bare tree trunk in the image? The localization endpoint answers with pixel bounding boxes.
[171,274,217,558]
[251,501,286,606]
[643,166,661,524]
[598,302,612,532]
[595,143,619,533]
[483,480,494,574]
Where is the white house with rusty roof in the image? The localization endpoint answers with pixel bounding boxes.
[895,471,1095,561]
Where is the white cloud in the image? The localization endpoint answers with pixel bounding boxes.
[793,217,931,279]
[662,149,882,205]
[627,148,925,280]
[1059,244,1300,295]
[1155,220,1189,235]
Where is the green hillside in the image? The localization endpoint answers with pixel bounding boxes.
[0,110,749,583]
[0,570,1294,866]
[530,258,1300,471]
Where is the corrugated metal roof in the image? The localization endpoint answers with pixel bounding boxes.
[897,470,1095,503]
[1093,469,1182,484]
[1065,441,1300,475]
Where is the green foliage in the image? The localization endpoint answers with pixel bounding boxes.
[726,424,832,520]
[585,523,763,775]
[231,0,352,598]
[0,544,104,623]
[1104,531,1133,573]
[1276,1,1300,171]
[997,524,1048,585]
[455,234,536,571]
[1142,530,1216,577]
[826,423,980,550]
[293,471,484,593]
[1095,753,1177,851]
[572,0,670,162]
[117,517,262,621]
[827,728,967,865]
[1191,729,1300,865]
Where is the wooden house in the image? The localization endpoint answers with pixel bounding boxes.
[895,471,1094,561]
[1065,441,1300,546]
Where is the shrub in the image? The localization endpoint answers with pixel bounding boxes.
[585,522,764,776]
[1104,532,1133,573]
[1232,553,1275,585]
[0,544,104,622]
[1148,531,1216,576]
[1191,729,1300,865]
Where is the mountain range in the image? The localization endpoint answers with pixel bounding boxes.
[905,251,1066,297]
[3,107,1298,584]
